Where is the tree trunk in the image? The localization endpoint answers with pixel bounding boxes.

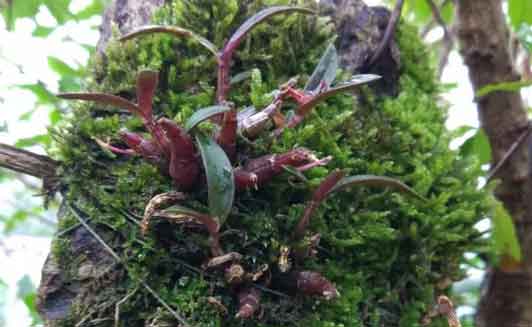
[455,0,532,326]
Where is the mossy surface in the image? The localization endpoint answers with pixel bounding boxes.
[49,1,488,326]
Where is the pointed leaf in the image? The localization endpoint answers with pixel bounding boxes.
[296,74,381,116]
[224,6,315,55]
[185,105,231,132]
[120,25,219,57]
[58,93,140,116]
[304,43,338,92]
[294,170,345,239]
[476,79,532,98]
[329,175,425,201]
[195,134,235,223]
[492,201,522,263]
[136,70,158,120]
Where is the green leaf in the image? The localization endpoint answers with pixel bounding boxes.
[492,201,522,262]
[74,0,105,20]
[225,6,315,55]
[476,80,532,97]
[33,25,55,38]
[195,134,235,223]
[48,56,81,77]
[15,134,51,148]
[460,129,492,165]
[120,25,219,57]
[304,42,338,92]
[297,74,381,117]
[185,105,230,132]
[2,0,41,30]
[508,0,532,29]
[43,0,71,24]
[18,82,56,105]
[330,175,425,201]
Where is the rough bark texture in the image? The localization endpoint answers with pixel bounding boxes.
[37,1,401,325]
[96,0,167,53]
[455,1,532,326]
[0,143,59,197]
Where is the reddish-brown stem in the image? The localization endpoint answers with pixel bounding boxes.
[216,108,238,159]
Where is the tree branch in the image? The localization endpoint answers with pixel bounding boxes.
[0,143,58,179]
[425,0,454,76]
[0,143,60,199]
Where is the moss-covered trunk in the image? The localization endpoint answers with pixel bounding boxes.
[37,1,488,326]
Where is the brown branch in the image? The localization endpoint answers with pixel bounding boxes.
[425,0,454,76]
[487,123,532,182]
[0,143,60,203]
[368,0,405,67]
[0,143,58,179]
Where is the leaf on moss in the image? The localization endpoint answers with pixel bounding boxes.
[120,25,219,57]
[195,134,234,223]
[185,105,231,132]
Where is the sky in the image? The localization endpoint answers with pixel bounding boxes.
[1,0,530,325]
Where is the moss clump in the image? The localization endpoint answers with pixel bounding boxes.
[49,1,488,326]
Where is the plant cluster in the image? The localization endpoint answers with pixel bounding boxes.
[50,1,489,326]
[60,6,424,320]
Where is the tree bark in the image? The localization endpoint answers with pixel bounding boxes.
[455,1,532,326]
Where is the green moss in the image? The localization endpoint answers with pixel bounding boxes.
[50,1,489,326]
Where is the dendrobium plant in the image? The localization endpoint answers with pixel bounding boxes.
[59,6,422,320]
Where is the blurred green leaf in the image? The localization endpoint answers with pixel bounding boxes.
[476,80,532,97]
[15,134,51,148]
[43,0,71,24]
[460,129,491,165]
[16,275,35,299]
[509,0,532,29]
[492,201,522,263]
[74,0,105,20]
[49,109,63,125]
[195,134,235,224]
[1,0,42,30]
[16,275,41,325]
[18,82,56,105]
[185,105,230,132]
[516,24,532,51]
[32,24,55,37]
[2,210,29,233]
[48,56,81,77]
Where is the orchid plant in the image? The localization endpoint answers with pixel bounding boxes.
[58,6,422,320]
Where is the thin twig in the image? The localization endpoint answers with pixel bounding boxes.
[368,0,405,67]
[486,123,532,182]
[420,0,451,38]
[67,203,190,326]
[425,0,454,76]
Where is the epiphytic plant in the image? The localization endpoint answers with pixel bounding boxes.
[58,6,423,321]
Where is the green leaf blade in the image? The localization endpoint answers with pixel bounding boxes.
[330,175,425,201]
[195,134,235,224]
[185,105,231,132]
[304,43,338,92]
